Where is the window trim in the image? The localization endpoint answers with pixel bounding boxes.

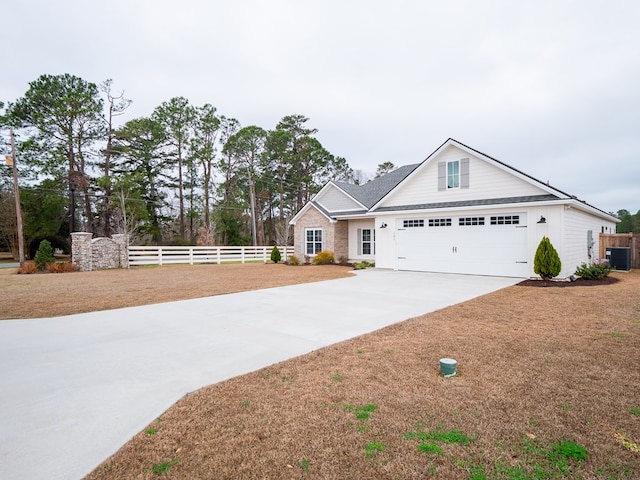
[447,160,460,189]
[305,228,324,255]
[358,228,375,256]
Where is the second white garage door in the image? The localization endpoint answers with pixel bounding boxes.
[396,213,529,277]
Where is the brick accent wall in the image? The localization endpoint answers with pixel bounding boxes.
[333,220,349,261]
[293,206,346,260]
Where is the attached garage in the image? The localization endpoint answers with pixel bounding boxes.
[291,138,619,279]
[396,213,529,277]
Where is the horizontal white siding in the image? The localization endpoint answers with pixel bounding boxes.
[561,208,617,277]
[379,145,546,208]
[315,185,362,211]
[348,219,376,261]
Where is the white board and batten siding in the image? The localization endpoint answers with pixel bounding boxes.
[378,145,546,209]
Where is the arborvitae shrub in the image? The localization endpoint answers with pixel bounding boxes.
[270,246,282,263]
[533,236,562,280]
[34,240,55,270]
[312,250,335,265]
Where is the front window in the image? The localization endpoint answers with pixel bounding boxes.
[447,160,460,189]
[361,228,374,255]
[305,228,323,255]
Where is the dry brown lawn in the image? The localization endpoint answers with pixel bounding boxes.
[79,270,640,480]
[0,264,352,320]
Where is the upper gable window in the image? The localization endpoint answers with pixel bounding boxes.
[438,158,469,191]
[447,161,460,189]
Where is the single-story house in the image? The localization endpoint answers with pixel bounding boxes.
[290,138,618,278]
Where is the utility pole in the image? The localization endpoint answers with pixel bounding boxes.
[8,128,25,265]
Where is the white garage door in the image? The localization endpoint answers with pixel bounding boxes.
[396,214,529,277]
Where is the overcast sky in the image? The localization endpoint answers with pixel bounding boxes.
[3,0,639,214]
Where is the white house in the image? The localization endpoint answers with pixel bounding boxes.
[290,138,618,278]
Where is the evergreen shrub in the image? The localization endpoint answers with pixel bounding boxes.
[270,246,282,263]
[533,236,562,280]
[34,240,55,270]
[575,262,611,280]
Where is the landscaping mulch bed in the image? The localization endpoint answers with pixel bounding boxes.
[517,276,620,287]
[85,270,640,479]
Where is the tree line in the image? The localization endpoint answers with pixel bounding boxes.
[0,73,366,257]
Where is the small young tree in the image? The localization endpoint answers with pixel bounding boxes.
[270,245,282,263]
[534,236,562,280]
[34,239,55,270]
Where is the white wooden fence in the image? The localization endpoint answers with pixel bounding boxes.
[128,245,294,266]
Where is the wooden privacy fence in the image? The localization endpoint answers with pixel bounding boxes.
[128,245,294,266]
[599,233,640,269]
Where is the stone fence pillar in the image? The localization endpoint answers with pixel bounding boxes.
[112,234,129,269]
[71,232,93,272]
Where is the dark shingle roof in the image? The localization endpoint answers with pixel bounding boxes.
[373,194,560,212]
[334,164,420,208]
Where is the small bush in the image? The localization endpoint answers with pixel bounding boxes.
[533,236,562,280]
[354,261,375,270]
[575,262,611,280]
[17,263,38,274]
[287,255,300,266]
[46,262,77,273]
[270,245,282,263]
[312,250,335,265]
[34,240,55,270]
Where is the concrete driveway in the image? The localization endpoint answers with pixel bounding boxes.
[0,270,521,479]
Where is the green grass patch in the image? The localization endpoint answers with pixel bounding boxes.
[344,403,377,420]
[630,406,640,416]
[405,427,472,444]
[299,458,310,471]
[145,428,158,435]
[417,442,443,455]
[550,439,589,461]
[151,457,177,474]
[330,374,343,382]
[365,441,384,457]
[611,332,630,339]
[469,437,590,479]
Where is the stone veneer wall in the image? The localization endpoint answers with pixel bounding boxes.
[293,207,349,260]
[71,232,129,272]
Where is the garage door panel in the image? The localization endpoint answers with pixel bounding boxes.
[396,215,528,277]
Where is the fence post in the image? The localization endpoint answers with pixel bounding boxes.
[158,247,163,266]
[189,247,194,265]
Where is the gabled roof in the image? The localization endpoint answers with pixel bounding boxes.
[291,138,617,223]
[334,164,420,208]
